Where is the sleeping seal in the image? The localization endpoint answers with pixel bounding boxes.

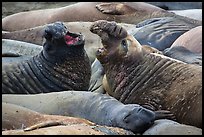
[3,91,175,134]
[2,2,201,31]
[90,20,202,128]
[2,22,91,94]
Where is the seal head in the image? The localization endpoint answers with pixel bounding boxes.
[43,22,85,61]
[111,104,156,133]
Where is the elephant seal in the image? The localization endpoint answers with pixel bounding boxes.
[2,22,91,94]
[130,17,201,51]
[143,119,202,135]
[2,102,134,135]
[2,102,95,131]
[2,91,175,134]
[2,2,201,31]
[90,20,202,128]
[2,39,43,64]
[2,22,135,63]
[88,58,105,93]
[163,46,202,66]
[147,2,202,10]
[171,26,202,54]
[169,9,202,21]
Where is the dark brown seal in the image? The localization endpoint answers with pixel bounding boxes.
[2,22,91,94]
[90,20,202,128]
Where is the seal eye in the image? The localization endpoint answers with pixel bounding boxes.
[121,39,128,53]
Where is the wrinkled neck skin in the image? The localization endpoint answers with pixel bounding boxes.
[102,50,194,110]
[42,42,87,64]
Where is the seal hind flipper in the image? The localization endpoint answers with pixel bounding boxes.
[96,3,136,15]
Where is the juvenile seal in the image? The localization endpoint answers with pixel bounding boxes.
[2,102,134,135]
[2,22,91,94]
[3,91,175,134]
[2,2,201,31]
[90,20,202,128]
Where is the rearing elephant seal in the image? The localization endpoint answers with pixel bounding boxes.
[90,20,202,128]
[2,22,91,94]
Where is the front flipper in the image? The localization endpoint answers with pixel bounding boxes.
[155,110,176,121]
[96,3,136,15]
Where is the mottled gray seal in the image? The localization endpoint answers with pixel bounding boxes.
[2,102,134,135]
[2,2,201,31]
[2,22,91,94]
[130,17,201,51]
[90,20,202,128]
[3,91,175,134]
[2,39,43,64]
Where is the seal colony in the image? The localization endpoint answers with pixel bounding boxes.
[90,20,202,128]
[2,22,91,94]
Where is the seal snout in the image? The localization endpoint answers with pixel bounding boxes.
[43,22,67,40]
[124,107,155,133]
[43,22,84,46]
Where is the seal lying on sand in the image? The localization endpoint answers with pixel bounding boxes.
[2,102,134,135]
[2,2,201,31]
[90,20,202,128]
[2,22,91,94]
[3,91,175,134]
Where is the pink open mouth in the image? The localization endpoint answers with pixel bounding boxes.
[65,35,79,45]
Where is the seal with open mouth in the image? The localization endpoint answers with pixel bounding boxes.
[2,22,91,94]
[90,20,202,128]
